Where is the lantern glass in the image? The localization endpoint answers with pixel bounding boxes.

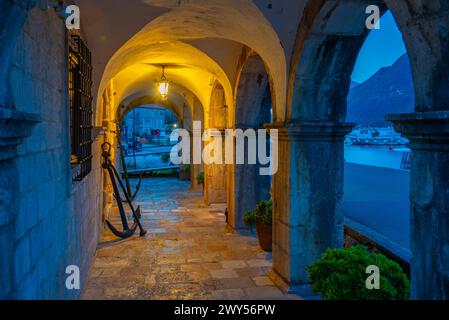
[159,80,169,99]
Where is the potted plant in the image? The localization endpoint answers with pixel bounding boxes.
[307,246,410,300]
[243,200,272,251]
[196,172,205,189]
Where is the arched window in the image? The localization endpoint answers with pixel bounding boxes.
[343,11,414,263]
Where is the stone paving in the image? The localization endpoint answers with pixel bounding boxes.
[81,178,301,300]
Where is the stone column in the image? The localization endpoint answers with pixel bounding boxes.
[204,129,227,205]
[387,111,449,300]
[268,121,353,293]
[0,107,40,299]
[229,126,271,230]
[189,127,204,191]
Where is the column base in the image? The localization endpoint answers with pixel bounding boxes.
[267,269,321,300]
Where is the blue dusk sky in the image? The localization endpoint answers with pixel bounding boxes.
[352,11,407,84]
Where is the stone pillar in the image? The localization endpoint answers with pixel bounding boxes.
[228,127,271,230]
[204,129,227,205]
[189,127,204,191]
[191,163,204,191]
[268,121,353,293]
[387,111,449,300]
[0,107,39,299]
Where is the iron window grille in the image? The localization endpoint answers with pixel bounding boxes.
[69,35,93,182]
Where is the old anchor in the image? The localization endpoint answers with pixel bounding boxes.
[101,142,147,238]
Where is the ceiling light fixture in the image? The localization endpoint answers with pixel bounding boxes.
[158,66,169,100]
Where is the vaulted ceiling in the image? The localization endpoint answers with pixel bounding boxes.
[74,0,307,124]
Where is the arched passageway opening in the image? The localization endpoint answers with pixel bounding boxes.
[274,0,449,299]
[343,11,414,266]
[119,105,180,174]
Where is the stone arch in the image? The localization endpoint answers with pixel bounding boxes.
[208,81,227,129]
[117,96,184,127]
[288,1,387,121]
[233,51,272,128]
[228,53,272,230]
[288,0,449,119]
[93,0,288,127]
[280,0,449,299]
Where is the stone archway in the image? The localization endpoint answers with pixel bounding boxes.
[227,53,272,230]
[117,96,184,127]
[274,0,449,299]
[117,93,205,189]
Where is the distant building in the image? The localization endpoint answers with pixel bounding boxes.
[122,107,178,140]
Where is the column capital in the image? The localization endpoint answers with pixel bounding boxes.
[386,111,449,152]
[0,107,40,161]
[265,121,354,141]
[234,123,265,130]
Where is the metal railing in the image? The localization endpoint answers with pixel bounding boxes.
[400,152,412,170]
[123,143,180,174]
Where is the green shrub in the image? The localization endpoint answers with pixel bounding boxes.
[243,210,256,227]
[196,172,204,185]
[243,200,272,227]
[307,246,410,300]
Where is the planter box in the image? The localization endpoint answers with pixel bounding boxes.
[256,221,272,251]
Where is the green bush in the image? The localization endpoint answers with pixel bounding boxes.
[196,172,204,185]
[307,246,410,300]
[243,200,272,227]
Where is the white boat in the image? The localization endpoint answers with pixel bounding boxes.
[345,127,408,146]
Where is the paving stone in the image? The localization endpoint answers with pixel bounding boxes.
[253,276,274,286]
[220,260,247,269]
[244,286,284,300]
[211,289,247,300]
[235,267,268,278]
[215,277,256,290]
[144,275,156,286]
[186,271,211,282]
[209,269,239,279]
[247,259,272,268]
[104,287,139,299]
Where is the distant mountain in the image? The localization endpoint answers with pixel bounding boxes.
[347,54,414,127]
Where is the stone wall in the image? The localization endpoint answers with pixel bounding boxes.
[5,7,103,299]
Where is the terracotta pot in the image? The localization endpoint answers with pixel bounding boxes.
[256,221,272,251]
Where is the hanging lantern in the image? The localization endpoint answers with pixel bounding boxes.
[158,66,169,100]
